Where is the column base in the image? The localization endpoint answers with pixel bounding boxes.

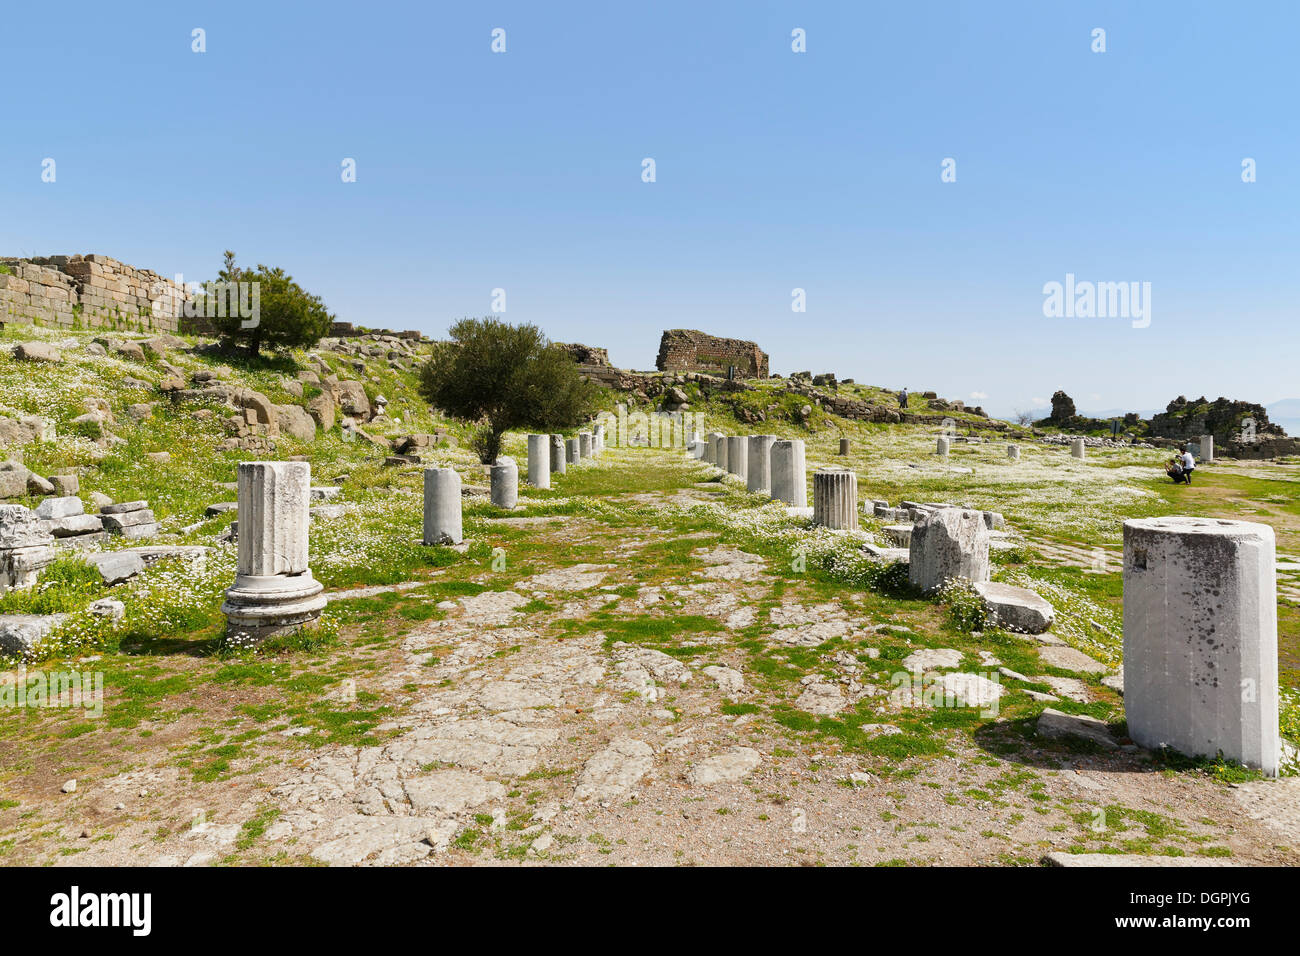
[221,571,327,643]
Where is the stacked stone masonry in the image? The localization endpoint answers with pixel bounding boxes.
[0,255,192,333]
[655,329,769,379]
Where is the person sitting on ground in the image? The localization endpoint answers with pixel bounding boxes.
[1179,444,1196,484]
[1165,457,1185,483]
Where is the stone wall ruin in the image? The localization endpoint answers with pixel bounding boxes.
[655,329,768,379]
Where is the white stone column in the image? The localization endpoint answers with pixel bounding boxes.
[715,435,730,472]
[566,438,580,464]
[422,467,463,545]
[813,468,858,530]
[770,439,807,507]
[222,461,326,642]
[1007,444,1020,460]
[726,436,748,481]
[704,433,722,465]
[908,509,990,593]
[593,424,605,455]
[838,438,850,456]
[578,432,593,459]
[747,435,776,493]
[1071,438,1085,459]
[936,437,950,457]
[237,461,310,576]
[1200,434,1214,463]
[1123,517,1278,776]
[550,434,566,474]
[490,456,518,509]
[527,434,550,489]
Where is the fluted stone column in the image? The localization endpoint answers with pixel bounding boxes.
[527,434,550,489]
[1007,444,1020,460]
[936,437,950,457]
[770,439,807,507]
[1071,438,1085,459]
[813,468,858,530]
[838,438,850,456]
[747,434,776,494]
[221,461,326,642]
[726,436,748,481]
[550,434,566,474]
[422,467,463,545]
[490,456,518,509]
[578,432,593,459]
[1200,434,1214,463]
[1123,517,1279,776]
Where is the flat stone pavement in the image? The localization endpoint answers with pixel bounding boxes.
[20,477,1300,868]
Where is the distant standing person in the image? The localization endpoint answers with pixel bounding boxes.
[899,388,909,409]
[1179,444,1196,484]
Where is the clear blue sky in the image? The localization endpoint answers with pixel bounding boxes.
[3,1,1295,418]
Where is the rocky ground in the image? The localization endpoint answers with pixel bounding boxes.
[3,452,1296,867]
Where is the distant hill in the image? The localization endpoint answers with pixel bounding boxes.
[1268,399,1300,437]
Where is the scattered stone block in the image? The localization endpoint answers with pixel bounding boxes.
[35,496,84,520]
[1036,708,1118,750]
[100,500,148,515]
[44,514,104,538]
[13,341,61,363]
[0,613,68,656]
[48,475,79,496]
[86,551,147,585]
[972,581,1054,634]
[101,508,157,534]
[908,508,990,593]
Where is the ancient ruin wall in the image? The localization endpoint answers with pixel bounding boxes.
[655,329,768,378]
[0,255,192,333]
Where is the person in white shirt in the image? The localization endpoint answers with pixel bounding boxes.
[1179,445,1196,484]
